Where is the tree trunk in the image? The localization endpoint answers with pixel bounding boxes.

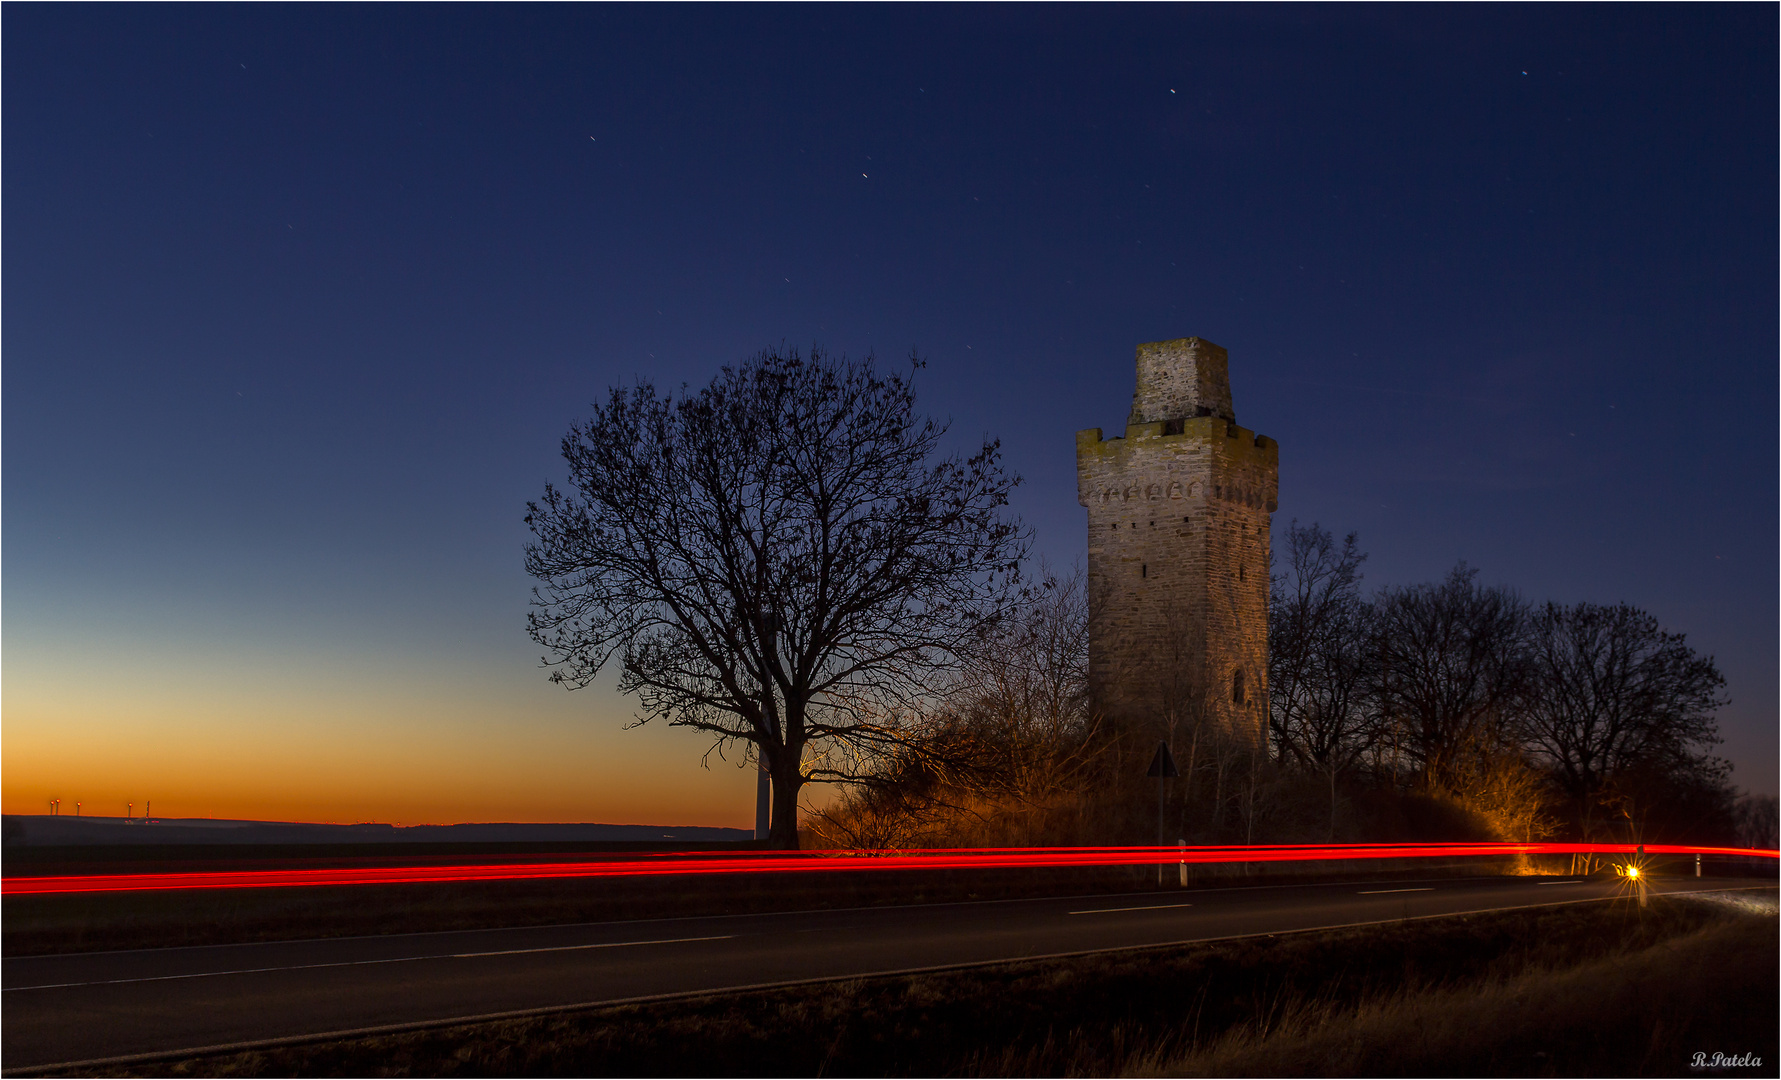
[769,758,803,850]
[1179,725,1199,841]
[1212,755,1225,831]
[1328,760,1338,843]
[1243,751,1258,845]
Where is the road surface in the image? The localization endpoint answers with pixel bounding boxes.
[2,874,1766,1071]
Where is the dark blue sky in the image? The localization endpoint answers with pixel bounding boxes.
[5,5,1775,822]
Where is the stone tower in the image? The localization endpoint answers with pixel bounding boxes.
[1076,337,1278,743]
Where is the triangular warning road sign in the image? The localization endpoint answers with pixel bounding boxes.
[1146,740,1179,778]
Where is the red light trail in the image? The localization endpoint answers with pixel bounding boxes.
[2,842,1773,896]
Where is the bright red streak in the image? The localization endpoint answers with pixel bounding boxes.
[3,843,1773,896]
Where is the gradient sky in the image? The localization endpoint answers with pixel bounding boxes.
[5,5,1775,826]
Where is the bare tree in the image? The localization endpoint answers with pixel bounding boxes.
[1369,564,1527,792]
[805,566,1098,848]
[1520,601,1728,837]
[525,348,1027,848]
[943,563,1095,798]
[1268,522,1375,837]
[1731,793,1779,851]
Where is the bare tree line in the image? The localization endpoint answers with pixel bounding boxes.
[1269,521,1746,845]
[819,523,1765,851]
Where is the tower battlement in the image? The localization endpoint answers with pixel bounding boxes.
[1078,338,1278,744]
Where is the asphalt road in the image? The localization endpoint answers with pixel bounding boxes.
[1,874,1764,1071]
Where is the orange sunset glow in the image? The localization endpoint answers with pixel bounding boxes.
[3,641,759,826]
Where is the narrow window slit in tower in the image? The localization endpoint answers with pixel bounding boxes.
[1141,564,1147,578]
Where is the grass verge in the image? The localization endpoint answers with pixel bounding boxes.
[1143,891,1778,1077]
[47,888,1777,1078]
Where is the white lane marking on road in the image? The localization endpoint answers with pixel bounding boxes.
[1068,902,1195,915]
[449,936,733,959]
[4,935,735,992]
[1356,888,1434,895]
[1537,880,1586,885]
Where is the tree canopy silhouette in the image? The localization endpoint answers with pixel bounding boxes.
[525,347,1028,848]
[1520,600,1728,837]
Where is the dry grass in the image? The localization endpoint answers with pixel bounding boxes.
[56,889,1776,1078]
[1145,898,1778,1077]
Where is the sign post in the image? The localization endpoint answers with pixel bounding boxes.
[1146,741,1179,886]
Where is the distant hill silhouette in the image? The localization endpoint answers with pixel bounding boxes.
[1,815,750,846]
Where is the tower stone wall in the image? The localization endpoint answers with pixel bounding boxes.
[1077,337,1278,743]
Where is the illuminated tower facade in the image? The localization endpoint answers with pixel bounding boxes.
[1075,337,1278,743]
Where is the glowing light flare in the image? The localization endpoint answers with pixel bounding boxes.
[2,841,1773,897]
